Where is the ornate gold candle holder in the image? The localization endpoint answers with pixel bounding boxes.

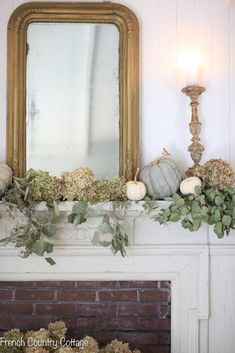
[182,84,206,175]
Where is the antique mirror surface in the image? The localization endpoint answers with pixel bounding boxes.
[7,2,139,179]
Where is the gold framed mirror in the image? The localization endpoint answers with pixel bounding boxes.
[7,2,139,179]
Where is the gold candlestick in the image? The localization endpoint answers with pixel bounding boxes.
[182,84,205,175]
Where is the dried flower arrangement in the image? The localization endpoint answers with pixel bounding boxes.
[0,155,235,265]
[152,159,235,237]
[0,321,141,353]
[0,167,129,265]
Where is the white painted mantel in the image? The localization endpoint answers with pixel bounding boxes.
[0,202,235,353]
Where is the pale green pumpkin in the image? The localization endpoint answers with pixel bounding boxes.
[140,149,182,199]
[0,164,12,197]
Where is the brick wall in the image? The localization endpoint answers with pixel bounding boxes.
[0,281,171,353]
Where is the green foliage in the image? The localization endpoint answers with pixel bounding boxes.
[68,203,129,256]
[0,174,59,264]
[1,165,235,266]
[154,184,235,237]
[142,196,158,214]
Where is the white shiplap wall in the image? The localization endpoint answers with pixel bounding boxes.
[1,2,235,352]
[0,0,234,173]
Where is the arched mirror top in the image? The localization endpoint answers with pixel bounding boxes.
[7,2,139,179]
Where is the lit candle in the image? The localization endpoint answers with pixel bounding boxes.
[178,48,203,86]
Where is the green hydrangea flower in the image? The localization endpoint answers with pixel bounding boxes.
[29,170,62,203]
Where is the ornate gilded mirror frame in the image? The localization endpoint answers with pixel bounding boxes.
[7,2,139,179]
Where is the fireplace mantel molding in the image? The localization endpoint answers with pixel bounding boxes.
[0,201,235,353]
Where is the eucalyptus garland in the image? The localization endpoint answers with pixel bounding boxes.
[0,168,235,266]
[0,171,129,265]
[67,200,129,257]
[0,173,59,265]
[153,184,235,237]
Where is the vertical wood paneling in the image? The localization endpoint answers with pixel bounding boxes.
[194,0,212,164]
[175,0,197,170]
[0,0,234,172]
[230,3,235,167]
[141,0,178,166]
[208,2,230,161]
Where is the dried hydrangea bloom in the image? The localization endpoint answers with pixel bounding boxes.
[48,321,67,341]
[101,339,132,353]
[4,329,24,341]
[24,330,35,342]
[25,347,49,353]
[29,170,62,202]
[71,168,94,189]
[54,347,74,353]
[24,329,50,348]
[77,336,99,353]
[79,177,127,203]
[193,159,235,190]
[1,329,25,353]
[62,167,94,200]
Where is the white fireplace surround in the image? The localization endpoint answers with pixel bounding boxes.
[0,202,235,353]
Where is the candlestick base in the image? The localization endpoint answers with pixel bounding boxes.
[182,84,206,172]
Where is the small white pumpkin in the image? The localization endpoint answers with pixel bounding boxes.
[126,168,147,201]
[180,176,202,195]
[0,163,13,197]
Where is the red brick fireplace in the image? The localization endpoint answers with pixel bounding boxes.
[0,280,171,353]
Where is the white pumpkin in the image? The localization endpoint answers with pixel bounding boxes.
[140,148,182,199]
[0,163,13,196]
[126,168,147,201]
[180,176,202,195]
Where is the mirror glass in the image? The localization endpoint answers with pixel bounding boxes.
[26,23,119,178]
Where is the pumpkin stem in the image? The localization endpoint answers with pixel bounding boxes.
[151,148,171,166]
[134,168,140,182]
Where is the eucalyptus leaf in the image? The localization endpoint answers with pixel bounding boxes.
[201,206,208,217]
[194,185,202,195]
[98,222,113,234]
[179,206,190,216]
[35,211,49,225]
[53,200,59,217]
[213,209,221,223]
[222,215,232,227]
[232,195,235,206]
[182,218,194,231]
[214,222,224,238]
[169,212,181,222]
[68,213,76,223]
[0,237,9,243]
[72,201,88,215]
[45,257,56,265]
[215,195,225,206]
[206,189,216,201]
[91,232,101,246]
[32,240,53,256]
[42,224,57,237]
[73,214,87,226]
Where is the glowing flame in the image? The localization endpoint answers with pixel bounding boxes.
[178,48,203,74]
